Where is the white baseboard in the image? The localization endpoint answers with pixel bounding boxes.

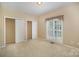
[0,42,6,48]
[64,44,79,50]
[15,40,27,43]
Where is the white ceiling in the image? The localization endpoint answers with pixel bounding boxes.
[1,2,78,16]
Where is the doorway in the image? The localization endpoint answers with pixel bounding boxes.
[5,18,26,44]
[15,20,26,43]
[27,21,32,40]
[4,17,37,45]
[46,18,64,44]
[6,18,15,44]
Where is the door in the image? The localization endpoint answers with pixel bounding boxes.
[32,21,37,39]
[6,18,15,44]
[46,18,63,44]
[15,20,26,43]
[27,21,32,39]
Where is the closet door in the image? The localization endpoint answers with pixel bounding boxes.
[15,20,26,43]
[27,21,32,39]
[6,18,15,44]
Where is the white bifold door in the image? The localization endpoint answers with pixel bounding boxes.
[15,20,37,43]
[15,20,26,43]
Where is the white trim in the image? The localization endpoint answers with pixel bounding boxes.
[3,16,38,47]
[3,16,16,47]
[25,20,38,40]
[3,16,26,47]
[25,20,32,40]
[3,16,7,47]
[46,20,48,40]
[46,18,64,44]
[64,44,79,50]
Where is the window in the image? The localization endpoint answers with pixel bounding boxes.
[46,16,64,43]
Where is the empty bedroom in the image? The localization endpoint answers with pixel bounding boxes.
[0,1,79,57]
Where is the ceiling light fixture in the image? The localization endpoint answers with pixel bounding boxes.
[37,2,42,5]
[35,2,44,8]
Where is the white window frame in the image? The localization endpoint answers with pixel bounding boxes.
[46,18,63,44]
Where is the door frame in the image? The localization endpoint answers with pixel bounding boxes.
[25,20,37,40]
[3,16,16,46]
[46,19,64,44]
[3,16,26,46]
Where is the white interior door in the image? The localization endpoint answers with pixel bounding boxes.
[32,21,37,39]
[15,20,26,43]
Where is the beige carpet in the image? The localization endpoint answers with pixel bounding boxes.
[0,39,79,57]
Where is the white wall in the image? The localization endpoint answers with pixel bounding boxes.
[32,21,37,39]
[46,21,49,40]
[15,20,26,43]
